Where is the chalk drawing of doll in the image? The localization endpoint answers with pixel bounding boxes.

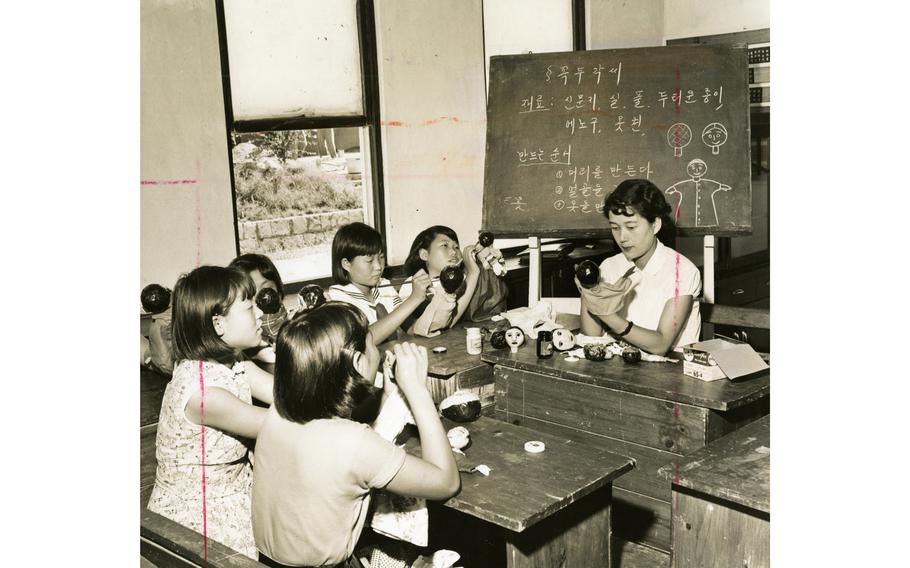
[665,159,732,228]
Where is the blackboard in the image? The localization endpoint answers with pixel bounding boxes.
[482,46,752,237]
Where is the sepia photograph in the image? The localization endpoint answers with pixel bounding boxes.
[138,2,774,566]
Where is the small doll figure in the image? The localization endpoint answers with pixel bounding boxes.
[255,287,286,344]
[297,284,327,312]
[583,343,611,361]
[551,328,577,351]
[504,326,525,354]
[489,329,509,350]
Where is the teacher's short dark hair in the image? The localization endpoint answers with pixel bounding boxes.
[273,301,377,423]
[603,179,672,224]
[331,222,385,284]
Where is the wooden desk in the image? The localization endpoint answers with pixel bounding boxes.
[380,324,499,408]
[406,416,634,567]
[659,415,769,567]
[482,346,769,557]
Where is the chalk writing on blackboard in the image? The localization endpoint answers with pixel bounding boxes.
[666,159,732,227]
[482,47,751,236]
[702,122,728,155]
[517,145,572,166]
[503,196,529,211]
[546,63,623,86]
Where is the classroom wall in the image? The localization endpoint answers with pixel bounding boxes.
[663,0,770,40]
[374,0,488,265]
[661,0,770,267]
[483,0,573,85]
[587,0,664,49]
[140,0,236,288]
[139,1,770,284]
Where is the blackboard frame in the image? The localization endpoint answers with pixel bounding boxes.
[481,46,753,239]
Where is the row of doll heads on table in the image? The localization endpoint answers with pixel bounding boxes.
[141,177,686,374]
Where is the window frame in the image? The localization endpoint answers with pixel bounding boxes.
[214,0,386,265]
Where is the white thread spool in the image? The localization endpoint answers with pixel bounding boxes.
[524,441,546,453]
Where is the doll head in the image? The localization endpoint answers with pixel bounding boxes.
[552,328,576,351]
[505,326,525,353]
[297,284,327,312]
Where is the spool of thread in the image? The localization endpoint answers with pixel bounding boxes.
[524,441,546,453]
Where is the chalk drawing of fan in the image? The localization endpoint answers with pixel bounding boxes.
[702,122,728,155]
[667,123,692,158]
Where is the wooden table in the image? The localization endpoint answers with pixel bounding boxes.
[659,415,769,567]
[482,345,769,558]
[406,416,634,567]
[380,323,499,408]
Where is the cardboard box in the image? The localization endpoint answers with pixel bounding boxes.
[683,360,727,382]
[682,337,769,381]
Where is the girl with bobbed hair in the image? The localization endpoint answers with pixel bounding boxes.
[148,265,275,559]
[398,225,491,337]
[328,222,433,344]
[577,179,702,355]
[251,302,459,567]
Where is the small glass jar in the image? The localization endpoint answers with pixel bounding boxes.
[466,327,482,355]
[536,330,554,359]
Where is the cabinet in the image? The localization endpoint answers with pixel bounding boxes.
[713,260,770,352]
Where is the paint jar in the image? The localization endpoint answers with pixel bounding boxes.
[466,328,482,355]
[536,330,554,359]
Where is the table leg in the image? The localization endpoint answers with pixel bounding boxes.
[504,484,612,568]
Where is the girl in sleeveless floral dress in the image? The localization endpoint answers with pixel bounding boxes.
[147,266,274,559]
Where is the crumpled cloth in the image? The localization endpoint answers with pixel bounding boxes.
[497,301,561,339]
[576,270,640,317]
[370,372,427,546]
[411,290,457,338]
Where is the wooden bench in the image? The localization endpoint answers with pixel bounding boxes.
[140,365,271,567]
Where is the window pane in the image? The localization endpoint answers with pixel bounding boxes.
[233,127,370,282]
[483,0,573,84]
[223,0,364,121]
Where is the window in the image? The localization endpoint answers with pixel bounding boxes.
[217,0,383,283]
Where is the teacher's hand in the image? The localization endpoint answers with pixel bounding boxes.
[576,270,638,317]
